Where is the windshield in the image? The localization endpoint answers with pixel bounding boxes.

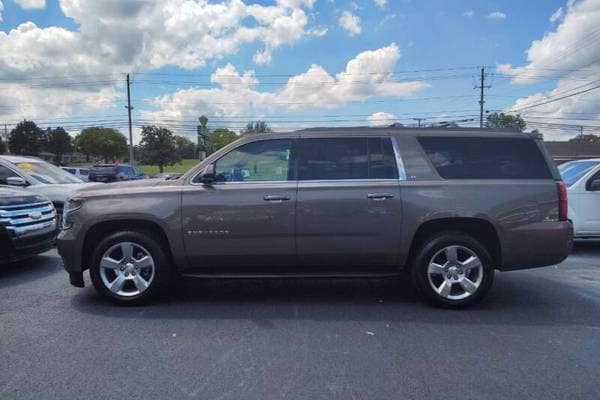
[559,160,600,187]
[15,161,83,184]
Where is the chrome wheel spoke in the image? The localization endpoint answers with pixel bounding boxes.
[461,256,481,271]
[428,262,446,275]
[133,275,149,291]
[445,246,458,263]
[100,257,121,270]
[121,242,134,259]
[108,275,126,294]
[437,279,453,298]
[136,256,153,269]
[460,278,478,294]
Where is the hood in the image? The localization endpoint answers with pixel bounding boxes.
[73,178,180,198]
[0,185,48,206]
[27,183,99,204]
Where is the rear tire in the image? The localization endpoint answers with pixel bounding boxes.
[411,232,495,308]
[89,230,171,305]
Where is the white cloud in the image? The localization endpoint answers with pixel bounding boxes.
[0,0,321,122]
[339,11,362,35]
[13,0,45,10]
[374,0,387,8]
[499,0,600,139]
[141,44,429,123]
[368,112,398,126]
[462,10,474,17]
[550,6,564,23]
[487,11,506,19]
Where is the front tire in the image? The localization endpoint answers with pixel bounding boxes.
[411,232,495,308]
[89,231,170,305]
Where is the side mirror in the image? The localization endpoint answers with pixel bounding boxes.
[199,164,216,184]
[6,177,28,187]
[587,178,600,191]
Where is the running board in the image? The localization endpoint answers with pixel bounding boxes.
[180,271,402,279]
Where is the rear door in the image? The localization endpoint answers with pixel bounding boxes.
[294,136,402,269]
[181,138,297,271]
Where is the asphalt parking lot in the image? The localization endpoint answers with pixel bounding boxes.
[1,245,599,400]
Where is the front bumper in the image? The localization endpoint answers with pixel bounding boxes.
[57,229,84,273]
[57,229,86,288]
[499,220,573,271]
[0,229,57,264]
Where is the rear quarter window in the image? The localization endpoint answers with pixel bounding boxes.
[418,137,552,180]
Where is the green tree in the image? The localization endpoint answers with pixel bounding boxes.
[8,120,46,156]
[206,128,238,155]
[243,120,272,134]
[485,112,526,131]
[74,127,128,162]
[174,135,197,159]
[0,137,6,154]
[138,125,180,173]
[47,127,73,165]
[569,133,600,144]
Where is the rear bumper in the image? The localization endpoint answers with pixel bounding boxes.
[499,220,573,271]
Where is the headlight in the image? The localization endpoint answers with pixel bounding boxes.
[62,197,84,230]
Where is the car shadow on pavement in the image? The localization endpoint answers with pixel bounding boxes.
[571,241,600,256]
[0,252,60,288]
[70,268,600,328]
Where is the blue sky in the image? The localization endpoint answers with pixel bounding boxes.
[0,0,598,141]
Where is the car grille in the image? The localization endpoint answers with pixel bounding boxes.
[0,201,57,238]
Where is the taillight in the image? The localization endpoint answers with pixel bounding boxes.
[557,181,568,221]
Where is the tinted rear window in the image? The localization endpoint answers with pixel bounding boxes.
[418,137,552,179]
[296,137,398,181]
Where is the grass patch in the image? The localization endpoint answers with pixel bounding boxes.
[138,159,200,176]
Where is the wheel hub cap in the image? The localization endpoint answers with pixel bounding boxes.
[99,242,155,297]
[427,245,484,301]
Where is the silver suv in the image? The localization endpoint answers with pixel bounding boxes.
[57,128,573,307]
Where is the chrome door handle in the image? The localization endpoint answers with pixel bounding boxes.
[263,195,291,202]
[367,193,394,201]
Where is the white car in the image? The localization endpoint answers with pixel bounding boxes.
[0,155,92,218]
[558,159,600,240]
[61,166,90,182]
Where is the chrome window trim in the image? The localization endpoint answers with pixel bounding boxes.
[390,136,407,181]
[189,135,407,185]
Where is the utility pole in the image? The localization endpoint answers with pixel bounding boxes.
[412,117,426,127]
[475,67,491,128]
[125,74,134,164]
[3,124,8,153]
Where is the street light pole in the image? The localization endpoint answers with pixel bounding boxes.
[126,74,134,164]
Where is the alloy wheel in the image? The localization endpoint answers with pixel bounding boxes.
[99,242,155,297]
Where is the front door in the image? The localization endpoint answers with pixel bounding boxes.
[294,136,402,270]
[181,138,297,272]
[579,169,600,235]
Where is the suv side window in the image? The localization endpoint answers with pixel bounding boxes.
[296,137,398,180]
[0,165,19,184]
[418,137,552,180]
[214,139,292,182]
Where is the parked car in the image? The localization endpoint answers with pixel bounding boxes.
[558,159,600,239]
[0,155,90,223]
[58,127,572,308]
[88,164,146,183]
[61,167,90,182]
[0,185,58,264]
